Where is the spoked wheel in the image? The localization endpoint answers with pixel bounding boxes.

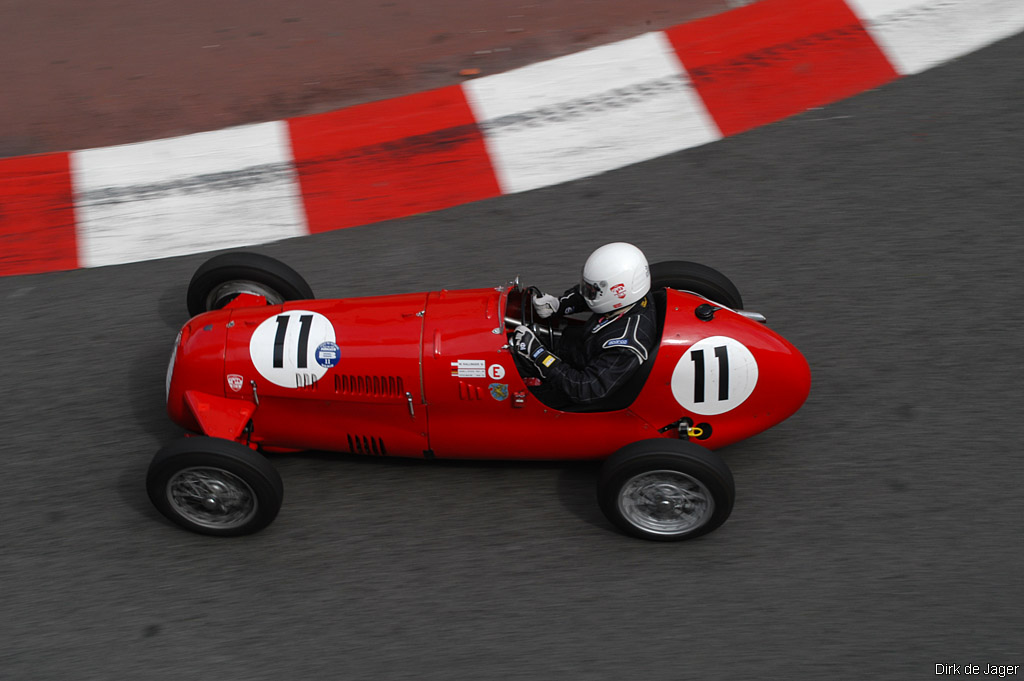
[649,261,743,309]
[598,440,735,541]
[186,251,315,317]
[147,437,284,536]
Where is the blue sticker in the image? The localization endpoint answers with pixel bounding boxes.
[531,347,545,359]
[489,383,509,401]
[605,338,629,347]
[315,341,340,368]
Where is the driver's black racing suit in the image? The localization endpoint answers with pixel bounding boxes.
[530,286,657,409]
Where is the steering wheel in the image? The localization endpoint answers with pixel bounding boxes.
[504,284,554,340]
[504,284,560,383]
[523,286,556,347]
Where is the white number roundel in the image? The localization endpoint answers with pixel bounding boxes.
[250,311,337,388]
[671,336,758,415]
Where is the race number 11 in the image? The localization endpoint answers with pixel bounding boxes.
[273,314,313,369]
[250,310,337,388]
[690,345,729,403]
[672,336,758,416]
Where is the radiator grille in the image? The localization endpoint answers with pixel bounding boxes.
[334,374,404,398]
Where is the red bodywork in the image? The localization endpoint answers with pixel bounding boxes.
[166,284,810,460]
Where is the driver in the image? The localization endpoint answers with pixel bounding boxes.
[511,242,657,408]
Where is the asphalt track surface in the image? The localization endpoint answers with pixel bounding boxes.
[2,32,1023,681]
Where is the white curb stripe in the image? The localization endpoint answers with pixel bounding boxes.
[462,32,721,195]
[846,0,1024,76]
[72,122,308,268]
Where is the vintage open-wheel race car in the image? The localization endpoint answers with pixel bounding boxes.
[149,251,810,541]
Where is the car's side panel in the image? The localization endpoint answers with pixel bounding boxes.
[421,288,658,460]
[220,294,431,455]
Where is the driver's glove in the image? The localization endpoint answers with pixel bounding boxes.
[512,325,561,378]
[532,293,560,319]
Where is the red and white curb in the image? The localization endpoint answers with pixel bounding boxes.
[1,0,1022,276]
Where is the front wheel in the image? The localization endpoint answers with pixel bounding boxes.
[186,251,315,317]
[598,440,735,541]
[146,437,284,536]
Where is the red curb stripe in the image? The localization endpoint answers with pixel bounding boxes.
[288,85,501,234]
[667,0,898,137]
[0,153,78,276]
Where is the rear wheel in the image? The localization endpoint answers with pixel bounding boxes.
[186,251,314,317]
[598,439,734,541]
[650,261,743,309]
[147,437,284,536]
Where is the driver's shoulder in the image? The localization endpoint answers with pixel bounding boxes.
[595,306,654,356]
[597,320,650,362]
[616,296,657,332]
[634,296,658,333]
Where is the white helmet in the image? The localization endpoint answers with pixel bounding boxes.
[580,243,651,314]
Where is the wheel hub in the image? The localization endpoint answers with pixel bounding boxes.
[167,467,258,530]
[618,470,714,536]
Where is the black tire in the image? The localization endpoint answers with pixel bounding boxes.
[598,439,735,541]
[147,437,284,537]
[650,261,743,309]
[186,251,315,317]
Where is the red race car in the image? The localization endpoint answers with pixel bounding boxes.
[150,252,810,541]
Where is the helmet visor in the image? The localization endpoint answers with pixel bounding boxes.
[581,280,603,302]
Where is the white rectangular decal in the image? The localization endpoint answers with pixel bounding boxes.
[451,360,486,378]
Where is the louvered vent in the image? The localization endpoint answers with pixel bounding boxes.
[458,381,483,400]
[347,434,387,456]
[334,374,404,398]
